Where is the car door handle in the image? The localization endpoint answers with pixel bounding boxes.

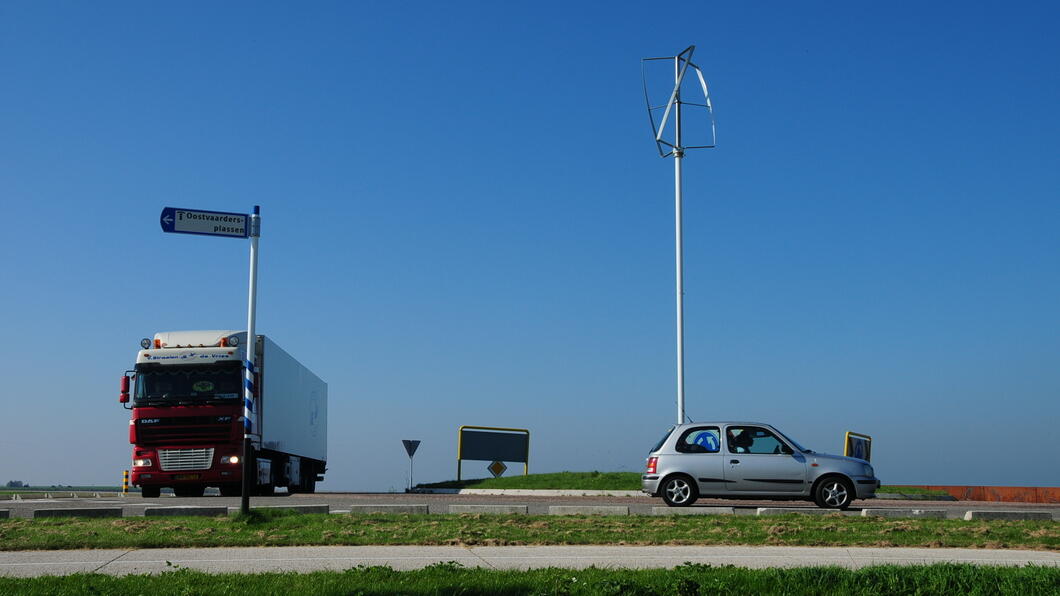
[730,460,740,465]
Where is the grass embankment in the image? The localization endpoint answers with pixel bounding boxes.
[0,510,1056,551]
[3,564,1058,595]
[417,471,949,496]
[419,472,640,490]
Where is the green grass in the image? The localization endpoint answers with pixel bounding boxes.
[0,510,1056,551]
[2,564,1058,595]
[417,471,641,490]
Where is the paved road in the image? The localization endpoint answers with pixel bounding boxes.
[2,492,1059,519]
[1,545,1057,577]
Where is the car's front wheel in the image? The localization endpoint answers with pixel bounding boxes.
[660,475,698,507]
[814,477,854,509]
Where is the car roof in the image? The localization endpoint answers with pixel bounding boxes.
[673,421,773,428]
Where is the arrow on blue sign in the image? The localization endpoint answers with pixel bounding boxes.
[160,207,249,239]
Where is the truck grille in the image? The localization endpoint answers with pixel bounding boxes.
[136,417,232,446]
[158,448,214,471]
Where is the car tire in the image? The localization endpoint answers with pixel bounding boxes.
[660,475,698,507]
[814,476,854,509]
[141,486,161,499]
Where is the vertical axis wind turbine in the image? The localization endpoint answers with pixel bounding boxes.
[642,45,716,424]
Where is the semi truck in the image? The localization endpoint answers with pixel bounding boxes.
[119,330,327,498]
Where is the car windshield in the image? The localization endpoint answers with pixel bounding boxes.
[774,428,812,453]
[649,427,675,453]
[134,364,242,405]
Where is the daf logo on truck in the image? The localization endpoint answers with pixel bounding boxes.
[119,330,327,498]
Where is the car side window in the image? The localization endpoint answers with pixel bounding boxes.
[676,427,721,453]
[727,426,789,455]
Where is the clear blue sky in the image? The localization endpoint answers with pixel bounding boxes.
[1,2,1057,491]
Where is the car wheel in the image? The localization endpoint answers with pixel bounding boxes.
[814,477,854,509]
[661,475,698,507]
[140,486,161,499]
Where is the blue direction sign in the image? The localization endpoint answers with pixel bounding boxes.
[160,207,249,239]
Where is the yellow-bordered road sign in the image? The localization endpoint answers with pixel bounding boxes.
[844,431,872,461]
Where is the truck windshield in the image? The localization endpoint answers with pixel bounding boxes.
[135,365,242,405]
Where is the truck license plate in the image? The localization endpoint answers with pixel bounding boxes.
[173,474,201,480]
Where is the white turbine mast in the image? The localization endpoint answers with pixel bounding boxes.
[642,45,716,424]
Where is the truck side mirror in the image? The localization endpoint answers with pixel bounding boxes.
[119,375,130,403]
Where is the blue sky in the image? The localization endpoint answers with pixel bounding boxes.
[1,2,1058,491]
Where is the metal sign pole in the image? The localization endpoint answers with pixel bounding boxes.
[240,205,261,515]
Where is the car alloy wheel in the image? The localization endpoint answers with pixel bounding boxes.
[662,475,697,507]
[817,478,853,509]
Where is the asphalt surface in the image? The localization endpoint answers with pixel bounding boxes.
[2,492,1059,519]
[1,545,1057,577]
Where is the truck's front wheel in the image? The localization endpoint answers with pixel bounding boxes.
[174,485,206,498]
[219,484,241,497]
[141,486,161,499]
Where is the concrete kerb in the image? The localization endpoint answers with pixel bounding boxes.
[346,504,430,515]
[549,506,629,516]
[963,510,1054,521]
[756,508,833,516]
[652,507,735,516]
[226,504,331,515]
[450,504,528,515]
[145,506,229,517]
[33,508,123,519]
[860,508,947,519]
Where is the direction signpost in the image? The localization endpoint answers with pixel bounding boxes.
[159,207,249,238]
[402,440,421,492]
[159,205,260,515]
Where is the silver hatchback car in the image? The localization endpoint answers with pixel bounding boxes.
[643,422,880,509]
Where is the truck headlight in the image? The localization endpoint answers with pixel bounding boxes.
[223,455,240,464]
[133,458,152,467]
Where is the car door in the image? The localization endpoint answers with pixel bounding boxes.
[672,426,726,496]
[723,425,808,494]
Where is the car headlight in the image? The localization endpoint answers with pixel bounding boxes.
[863,464,874,477]
[133,458,152,467]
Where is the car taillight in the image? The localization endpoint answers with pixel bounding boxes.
[646,457,658,474]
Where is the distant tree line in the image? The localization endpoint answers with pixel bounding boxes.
[5,480,25,488]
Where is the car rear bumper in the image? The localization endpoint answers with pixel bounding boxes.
[641,475,661,496]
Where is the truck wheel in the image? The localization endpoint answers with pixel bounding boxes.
[303,478,316,494]
[814,476,854,509]
[219,484,241,497]
[141,486,161,499]
[174,486,206,498]
[660,475,698,507]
